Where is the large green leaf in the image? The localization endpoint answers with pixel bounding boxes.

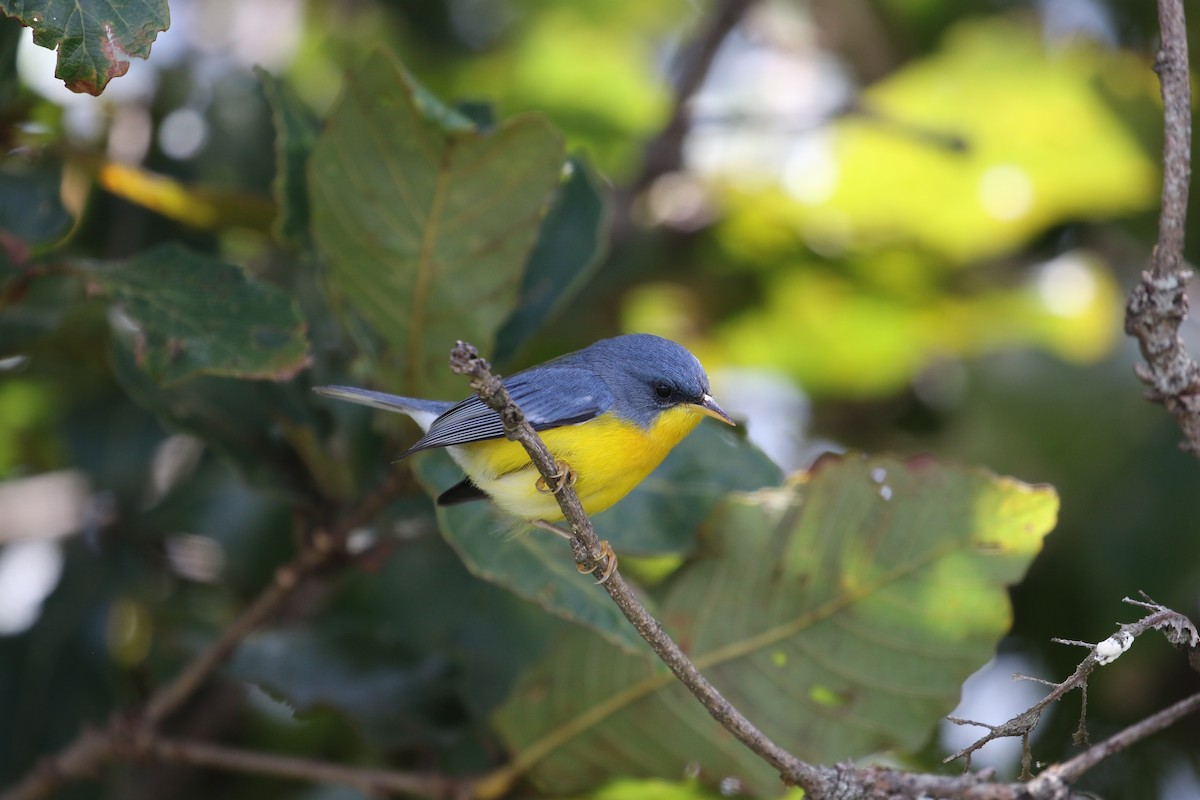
[310,50,564,396]
[86,243,309,385]
[1,0,169,95]
[494,455,1056,795]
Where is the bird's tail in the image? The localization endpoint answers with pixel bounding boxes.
[312,385,451,432]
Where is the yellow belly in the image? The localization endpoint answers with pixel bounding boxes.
[447,406,705,521]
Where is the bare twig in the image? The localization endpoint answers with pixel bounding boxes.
[145,469,409,725]
[1027,691,1200,792]
[1125,0,1200,453]
[0,471,411,800]
[0,729,115,800]
[943,598,1199,771]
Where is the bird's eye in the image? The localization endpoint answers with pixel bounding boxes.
[653,381,673,400]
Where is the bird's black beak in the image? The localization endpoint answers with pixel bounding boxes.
[695,393,735,426]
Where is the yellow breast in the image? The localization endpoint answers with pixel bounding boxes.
[446,405,706,521]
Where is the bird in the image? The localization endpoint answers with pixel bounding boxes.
[314,334,734,580]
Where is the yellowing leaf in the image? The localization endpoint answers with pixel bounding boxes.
[791,18,1156,261]
[95,162,274,232]
[716,250,1121,396]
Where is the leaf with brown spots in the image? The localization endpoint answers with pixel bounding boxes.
[1,0,169,95]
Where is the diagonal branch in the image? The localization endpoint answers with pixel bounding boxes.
[1026,690,1200,792]
[944,597,1199,773]
[1125,0,1200,453]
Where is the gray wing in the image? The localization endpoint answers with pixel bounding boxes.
[403,366,613,456]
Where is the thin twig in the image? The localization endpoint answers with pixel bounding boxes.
[943,601,1198,770]
[1125,0,1200,453]
[1028,691,1200,792]
[447,341,826,793]
[0,729,115,800]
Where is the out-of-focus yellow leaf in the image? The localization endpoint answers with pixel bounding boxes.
[94,162,275,232]
[767,19,1158,262]
[695,18,1143,397]
[713,250,1119,397]
[829,20,1154,259]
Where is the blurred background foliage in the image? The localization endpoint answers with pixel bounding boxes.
[1,0,1200,798]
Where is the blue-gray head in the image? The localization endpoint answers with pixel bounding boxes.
[557,333,734,429]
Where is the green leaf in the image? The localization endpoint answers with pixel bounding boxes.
[257,67,321,249]
[229,628,458,748]
[227,534,553,748]
[0,162,72,252]
[108,342,320,499]
[86,243,309,385]
[495,455,1057,795]
[310,50,565,396]
[493,156,610,365]
[413,451,648,655]
[1,0,170,95]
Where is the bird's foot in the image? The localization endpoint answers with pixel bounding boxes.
[535,459,577,495]
[530,520,618,584]
[576,539,618,584]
